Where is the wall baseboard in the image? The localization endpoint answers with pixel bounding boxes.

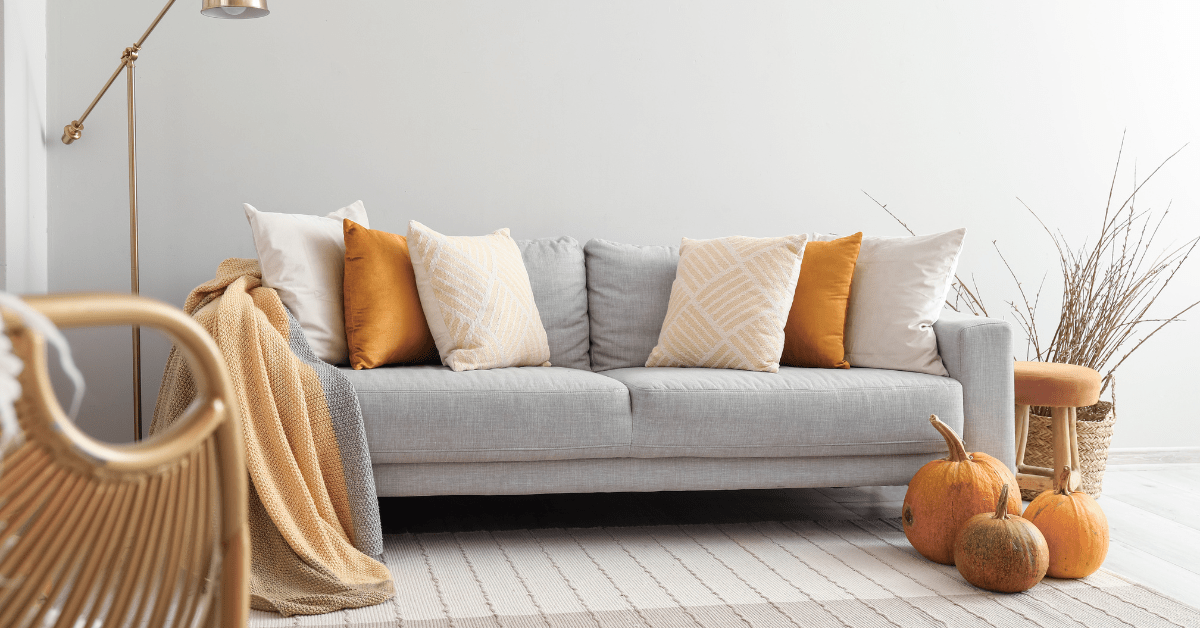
[1106,447,1200,466]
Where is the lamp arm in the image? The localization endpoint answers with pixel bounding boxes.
[61,0,178,145]
[134,0,179,48]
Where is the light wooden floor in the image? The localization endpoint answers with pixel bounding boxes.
[807,463,1200,610]
[1091,463,1200,609]
[803,463,1200,609]
[379,462,1200,611]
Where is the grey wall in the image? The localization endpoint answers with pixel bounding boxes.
[48,1,1199,448]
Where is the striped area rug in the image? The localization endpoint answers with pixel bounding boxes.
[249,518,1200,627]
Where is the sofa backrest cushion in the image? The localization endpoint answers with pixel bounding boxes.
[518,237,592,370]
[584,239,679,371]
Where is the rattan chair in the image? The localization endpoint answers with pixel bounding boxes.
[0,293,249,628]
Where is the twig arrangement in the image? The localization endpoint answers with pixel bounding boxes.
[868,134,1199,398]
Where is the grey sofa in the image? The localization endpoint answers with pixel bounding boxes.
[341,237,1015,497]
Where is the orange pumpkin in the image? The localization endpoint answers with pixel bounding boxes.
[902,415,1020,565]
[1023,466,1110,578]
[954,484,1049,592]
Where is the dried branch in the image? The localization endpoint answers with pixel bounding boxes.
[1008,141,1193,396]
[865,137,1195,402]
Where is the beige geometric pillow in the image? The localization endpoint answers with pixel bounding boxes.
[647,234,808,373]
[407,221,551,372]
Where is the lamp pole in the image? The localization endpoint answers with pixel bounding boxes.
[61,0,269,441]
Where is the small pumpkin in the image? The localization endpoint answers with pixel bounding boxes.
[1023,466,1110,579]
[954,484,1049,593]
[902,415,1021,565]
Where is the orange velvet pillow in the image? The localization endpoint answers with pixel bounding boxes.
[342,219,438,369]
[780,232,863,369]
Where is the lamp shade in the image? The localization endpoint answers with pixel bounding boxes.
[201,0,269,19]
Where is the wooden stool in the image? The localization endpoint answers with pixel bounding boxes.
[1014,361,1102,493]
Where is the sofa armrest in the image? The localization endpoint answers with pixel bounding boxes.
[934,314,1015,472]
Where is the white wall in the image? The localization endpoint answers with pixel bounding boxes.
[47,1,1199,448]
[3,0,48,294]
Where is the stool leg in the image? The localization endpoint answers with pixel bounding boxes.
[1068,406,1082,491]
[1014,404,1054,492]
[1014,404,1030,467]
[1051,406,1079,491]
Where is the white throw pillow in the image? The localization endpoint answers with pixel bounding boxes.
[815,228,966,376]
[244,201,369,364]
[407,221,551,372]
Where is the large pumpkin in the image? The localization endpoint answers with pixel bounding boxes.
[954,484,1049,592]
[1023,466,1110,578]
[902,415,1020,565]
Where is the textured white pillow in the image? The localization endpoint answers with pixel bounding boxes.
[244,201,368,364]
[815,229,966,376]
[407,221,551,372]
[646,234,807,373]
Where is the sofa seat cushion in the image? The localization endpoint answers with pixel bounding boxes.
[600,366,964,459]
[344,365,632,464]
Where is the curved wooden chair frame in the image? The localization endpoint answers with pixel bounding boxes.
[0,293,248,628]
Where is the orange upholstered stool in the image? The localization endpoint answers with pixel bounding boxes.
[1013,361,1102,493]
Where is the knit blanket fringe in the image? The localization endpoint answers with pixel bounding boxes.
[152,258,393,616]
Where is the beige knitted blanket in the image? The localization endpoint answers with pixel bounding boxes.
[152,258,394,616]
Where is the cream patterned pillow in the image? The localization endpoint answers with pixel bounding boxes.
[647,234,808,373]
[407,221,551,372]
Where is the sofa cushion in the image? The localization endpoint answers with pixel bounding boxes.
[584,239,679,371]
[342,219,438,369]
[600,366,964,459]
[780,232,862,369]
[344,365,631,463]
[518,237,591,370]
[814,229,966,376]
[245,200,368,364]
[646,234,807,373]
[408,221,551,371]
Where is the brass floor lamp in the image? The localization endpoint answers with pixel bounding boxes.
[61,0,269,441]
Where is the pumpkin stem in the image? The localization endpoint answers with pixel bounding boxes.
[929,415,971,462]
[1054,466,1073,496]
[994,484,1011,520]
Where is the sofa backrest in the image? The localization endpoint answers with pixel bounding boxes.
[584,239,679,371]
[518,237,592,370]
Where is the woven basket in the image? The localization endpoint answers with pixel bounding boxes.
[1020,401,1115,501]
